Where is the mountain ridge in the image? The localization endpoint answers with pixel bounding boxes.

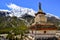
[0,3,60,27]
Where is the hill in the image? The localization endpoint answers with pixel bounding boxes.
[0,16,27,34]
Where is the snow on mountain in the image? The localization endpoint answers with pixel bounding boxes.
[0,9,11,17]
[46,13,60,19]
[7,3,36,17]
[0,9,10,12]
[0,3,58,19]
[7,3,60,19]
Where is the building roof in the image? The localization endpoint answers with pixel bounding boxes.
[29,22,57,30]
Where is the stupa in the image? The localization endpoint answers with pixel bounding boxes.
[28,2,60,40]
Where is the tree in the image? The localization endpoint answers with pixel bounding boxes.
[5,16,28,40]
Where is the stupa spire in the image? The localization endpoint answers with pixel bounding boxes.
[39,2,41,10]
[38,2,43,12]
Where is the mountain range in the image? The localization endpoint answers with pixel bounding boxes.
[0,3,60,27]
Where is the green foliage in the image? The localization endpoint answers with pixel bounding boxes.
[0,16,28,34]
[0,16,28,40]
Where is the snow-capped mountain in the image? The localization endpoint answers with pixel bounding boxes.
[0,9,11,17]
[46,13,60,19]
[0,3,60,20]
[7,3,36,17]
[0,3,59,26]
[7,3,60,19]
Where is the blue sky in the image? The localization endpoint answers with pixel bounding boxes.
[0,0,60,17]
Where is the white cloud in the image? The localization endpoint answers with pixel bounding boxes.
[7,3,36,17]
